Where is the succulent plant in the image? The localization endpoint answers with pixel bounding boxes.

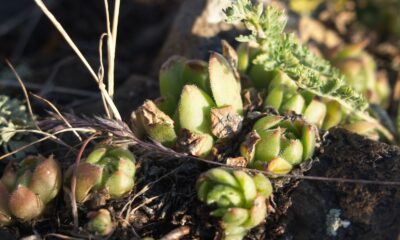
[196,168,272,240]
[66,146,136,204]
[235,42,384,140]
[87,208,114,236]
[241,115,317,174]
[329,42,390,107]
[0,155,61,225]
[250,70,341,130]
[135,51,244,157]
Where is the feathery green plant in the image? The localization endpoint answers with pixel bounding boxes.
[223,0,393,140]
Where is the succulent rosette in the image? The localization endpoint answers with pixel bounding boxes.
[87,208,114,236]
[66,146,136,204]
[134,51,244,158]
[0,155,61,225]
[196,168,272,240]
[241,115,318,174]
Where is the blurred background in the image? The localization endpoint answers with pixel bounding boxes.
[0,0,399,117]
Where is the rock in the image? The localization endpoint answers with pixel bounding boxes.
[153,0,238,73]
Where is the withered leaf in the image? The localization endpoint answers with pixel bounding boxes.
[136,100,177,147]
[226,156,247,167]
[177,129,213,157]
[240,130,261,165]
[137,100,174,127]
[221,39,240,80]
[242,88,264,112]
[210,106,243,140]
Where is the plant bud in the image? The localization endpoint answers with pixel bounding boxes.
[74,163,103,203]
[223,208,249,226]
[301,124,317,160]
[241,196,267,228]
[196,168,272,240]
[87,209,114,236]
[252,174,272,198]
[244,116,318,173]
[159,56,186,101]
[249,64,276,89]
[28,156,62,204]
[268,71,297,92]
[252,115,283,133]
[0,155,61,223]
[233,171,257,206]
[70,146,136,204]
[267,157,293,175]
[280,94,305,114]
[264,85,284,110]
[209,52,243,114]
[236,43,249,73]
[177,129,214,157]
[9,185,43,221]
[254,128,282,163]
[137,100,177,147]
[341,121,380,141]
[321,100,342,130]
[280,138,304,165]
[182,60,211,95]
[178,85,215,134]
[303,100,327,127]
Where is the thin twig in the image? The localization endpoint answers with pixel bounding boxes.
[110,0,120,99]
[98,32,111,118]
[31,93,82,141]
[5,59,40,130]
[33,0,98,81]
[0,127,92,161]
[33,0,121,121]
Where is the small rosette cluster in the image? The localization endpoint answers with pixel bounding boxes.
[237,42,385,140]
[0,155,61,225]
[196,168,272,240]
[261,71,342,130]
[329,42,390,107]
[87,209,114,236]
[241,115,317,174]
[134,50,243,157]
[66,146,136,204]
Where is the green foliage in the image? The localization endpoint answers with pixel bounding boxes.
[224,0,368,114]
[0,95,36,157]
[196,168,272,240]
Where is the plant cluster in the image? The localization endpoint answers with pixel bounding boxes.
[65,146,136,204]
[196,168,272,240]
[0,145,134,236]
[241,115,316,174]
[328,42,390,107]
[1,0,394,238]
[133,52,244,157]
[0,155,61,225]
